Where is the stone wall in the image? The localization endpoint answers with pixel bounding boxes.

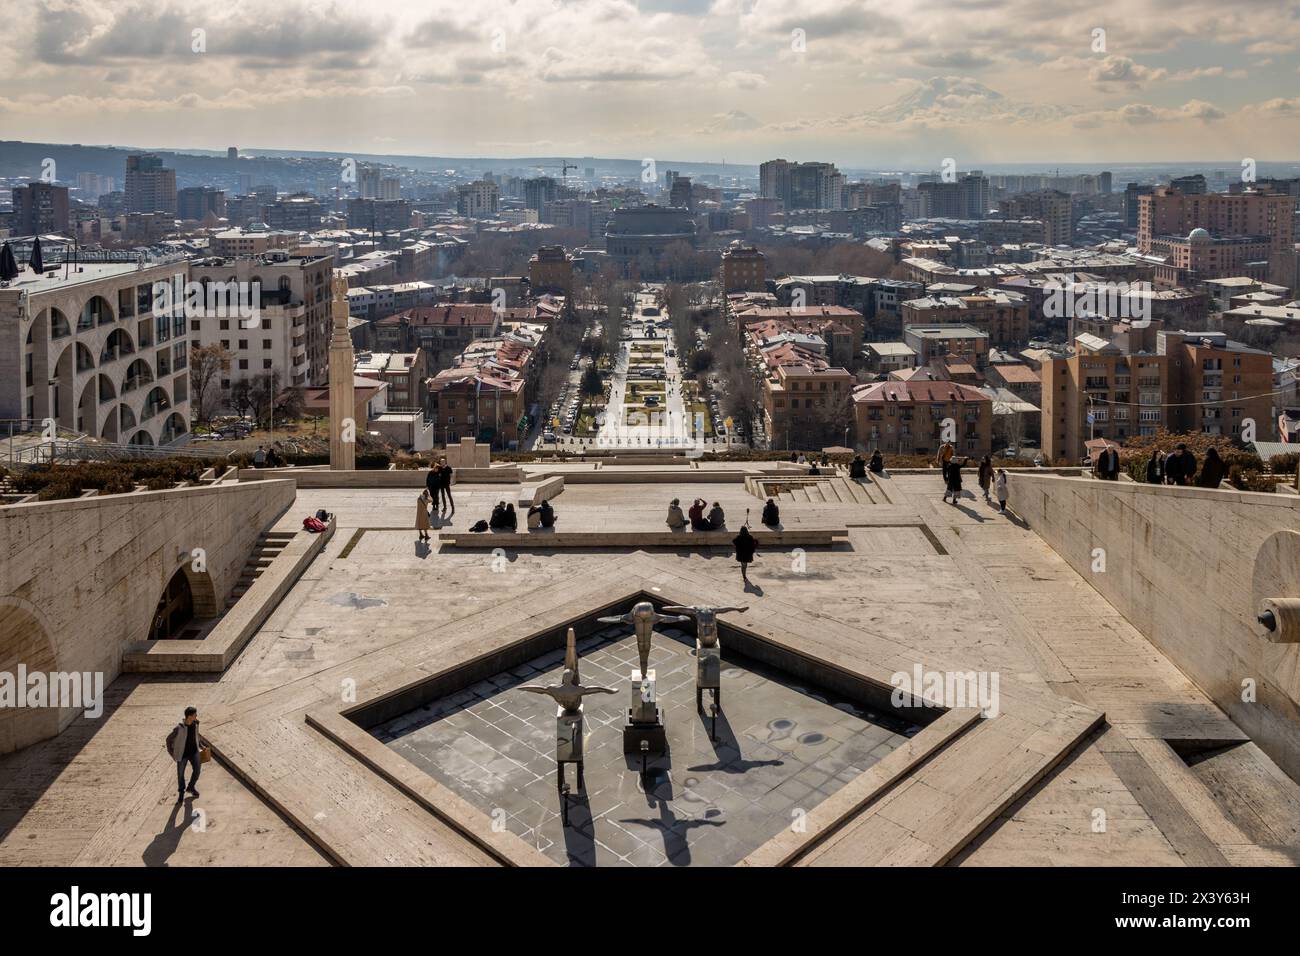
[0,479,295,753]
[1007,473,1300,781]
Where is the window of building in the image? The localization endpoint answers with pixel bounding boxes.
[263,339,272,349]
[239,359,248,370]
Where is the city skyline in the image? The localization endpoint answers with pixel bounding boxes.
[2,0,1299,166]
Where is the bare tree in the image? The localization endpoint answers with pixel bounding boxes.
[189,343,231,426]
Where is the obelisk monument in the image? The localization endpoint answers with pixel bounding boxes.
[328,272,356,471]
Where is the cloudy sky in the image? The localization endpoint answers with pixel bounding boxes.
[2,0,1298,166]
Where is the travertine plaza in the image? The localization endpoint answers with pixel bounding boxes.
[2,450,1298,867]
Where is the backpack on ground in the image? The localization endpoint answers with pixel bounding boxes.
[469,519,489,533]
[303,516,327,533]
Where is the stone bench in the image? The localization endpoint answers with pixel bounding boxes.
[517,475,565,508]
[439,527,847,549]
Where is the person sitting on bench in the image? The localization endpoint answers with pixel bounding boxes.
[688,498,709,531]
[489,501,512,530]
[849,454,867,479]
[869,450,884,474]
[666,498,687,530]
[761,498,780,527]
[707,501,726,530]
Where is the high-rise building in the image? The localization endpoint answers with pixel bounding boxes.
[669,175,693,210]
[176,186,227,222]
[11,182,70,235]
[124,153,177,216]
[457,180,500,218]
[227,146,239,161]
[379,177,402,201]
[524,177,558,212]
[1138,186,1296,288]
[998,189,1072,244]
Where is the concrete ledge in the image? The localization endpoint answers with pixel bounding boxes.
[531,469,747,484]
[518,475,565,508]
[440,527,847,549]
[121,517,336,673]
[305,709,552,867]
[739,707,984,867]
[238,466,523,487]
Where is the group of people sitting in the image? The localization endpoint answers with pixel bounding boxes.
[666,498,726,531]
[848,451,885,479]
[482,498,558,531]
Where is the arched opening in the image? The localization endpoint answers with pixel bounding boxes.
[75,342,95,373]
[119,403,136,432]
[160,411,188,444]
[100,404,120,442]
[142,385,170,421]
[129,429,155,446]
[151,567,196,640]
[0,599,60,754]
[123,358,153,394]
[99,328,134,365]
[49,308,70,340]
[79,295,115,330]
[76,379,98,435]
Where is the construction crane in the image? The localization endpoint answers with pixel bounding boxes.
[535,160,579,179]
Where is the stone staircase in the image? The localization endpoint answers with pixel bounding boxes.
[746,472,883,506]
[225,530,296,610]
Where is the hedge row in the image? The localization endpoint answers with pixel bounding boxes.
[12,457,221,501]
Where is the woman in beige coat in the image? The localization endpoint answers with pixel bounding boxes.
[416,489,433,541]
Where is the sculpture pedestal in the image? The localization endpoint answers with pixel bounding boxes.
[623,668,667,755]
[557,704,585,793]
[696,640,721,714]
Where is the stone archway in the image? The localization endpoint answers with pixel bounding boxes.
[0,598,60,754]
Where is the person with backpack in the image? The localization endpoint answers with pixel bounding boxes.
[166,706,204,802]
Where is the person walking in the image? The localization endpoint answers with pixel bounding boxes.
[1146,451,1165,485]
[425,461,440,509]
[995,468,1009,513]
[937,441,955,501]
[978,454,994,501]
[733,525,757,584]
[416,489,432,541]
[946,456,964,505]
[166,706,203,801]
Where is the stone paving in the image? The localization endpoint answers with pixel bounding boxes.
[374,624,918,866]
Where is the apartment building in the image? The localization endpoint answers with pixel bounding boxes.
[190,251,334,386]
[759,347,855,449]
[899,291,1030,347]
[0,261,192,446]
[1138,186,1296,289]
[903,325,990,369]
[851,379,992,456]
[720,243,767,293]
[1158,330,1273,439]
[997,190,1072,245]
[1041,335,1170,463]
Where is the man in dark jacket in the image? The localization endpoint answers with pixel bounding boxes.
[733,526,757,582]
[167,706,203,801]
[1095,443,1120,480]
[1166,444,1197,485]
[438,458,455,515]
